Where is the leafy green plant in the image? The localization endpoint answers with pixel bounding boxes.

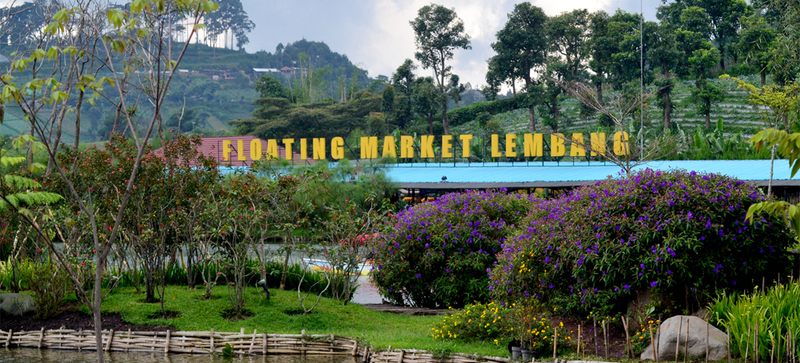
[29,261,71,319]
[431,302,510,344]
[710,282,800,362]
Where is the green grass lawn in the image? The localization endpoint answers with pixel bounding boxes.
[101,286,507,357]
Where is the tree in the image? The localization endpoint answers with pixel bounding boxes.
[204,0,254,50]
[0,1,217,360]
[446,74,465,108]
[413,77,440,134]
[410,4,471,134]
[256,75,290,99]
[491,3,548,131]
[391,59,416,128]
[657,0,749,70]
[547,9,591,83]
[736,14,776,86]
[649,23,681,129]
[689,46,725,128]
[588,11,614,104]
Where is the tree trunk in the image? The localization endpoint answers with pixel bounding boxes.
[186,245,196,288]
[145,270,156,303]
[441,94,449,134]
[784,113,789,131]
[705,108,711,129]
[279,235,291,290]
[528,107,536,132]
[427,114,434,135]
[663,91,672,130]
[93,253,105,363]
[760,70,767,87]
[596,82,604,106]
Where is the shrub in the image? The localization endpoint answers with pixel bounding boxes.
[710,282,800,362]
[372,190,534,308]
[29,262,70,319]
[431,302,510,344]
[491,169,793,317]
[508,303,572,356]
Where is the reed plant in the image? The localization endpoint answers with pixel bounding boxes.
[710,281,800,362]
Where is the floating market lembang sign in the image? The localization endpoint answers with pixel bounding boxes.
[220,131,630,162]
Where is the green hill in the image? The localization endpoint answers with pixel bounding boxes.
[452,76,771,137]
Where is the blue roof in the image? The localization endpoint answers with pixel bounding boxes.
[219,160,793,188]
[384,160,792,187]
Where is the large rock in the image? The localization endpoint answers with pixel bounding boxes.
[0,293,36,316]
[641,315,728,361]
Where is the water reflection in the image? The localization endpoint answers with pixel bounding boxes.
[0,348,358,363]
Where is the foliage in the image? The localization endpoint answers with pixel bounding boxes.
[508,303,572,355]
[447,94,529,128]
[411,3,471,134]
[372,190,533,308]
[28,260,71,319]
[233,92,384,139]
[320,202,381,304]
[255,75,290,99]
[0,136,62,213]
[490,169,794,317]
[710,282,800,362]
[431,302,510,344]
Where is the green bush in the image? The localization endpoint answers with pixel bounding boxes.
[447,94,529,127]
[29,262,70,319]
[491,169,794,317]
[710,282,800,362]
[431,302,510,344]
[372,190,534,308]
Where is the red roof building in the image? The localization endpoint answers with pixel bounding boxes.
[154,136,312,167]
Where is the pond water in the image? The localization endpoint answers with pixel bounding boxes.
[0,348,358,363]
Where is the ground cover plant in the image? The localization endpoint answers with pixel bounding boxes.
[372,190,534,308]
[490,169,794,318]
[97,285,508,357]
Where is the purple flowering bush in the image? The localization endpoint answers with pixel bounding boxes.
[490,169,793,317]
[372,190,534,308]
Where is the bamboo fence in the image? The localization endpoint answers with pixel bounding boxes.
[369,349,508,363]
[0,328,363,356]
[0,328,517,363]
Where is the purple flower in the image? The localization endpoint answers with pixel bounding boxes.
[650,281,658,288]
[415,273,422,279]
[623,284,631,290]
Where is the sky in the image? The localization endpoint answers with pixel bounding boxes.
[241,0,660,88]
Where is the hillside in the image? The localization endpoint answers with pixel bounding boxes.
[452,76,770,137]
[0,40,372,140]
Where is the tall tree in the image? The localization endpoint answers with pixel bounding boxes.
[413,77,440,134]
[410,4,471,134]
[391,59,416,128]
[205,0,254,49]
[657,0,748,70]
[547,9,591,83]
[490,3,548,131]
[649,23,681,129]
[588,11,614,104]
[736,14,776,86]
[689,45,725,128]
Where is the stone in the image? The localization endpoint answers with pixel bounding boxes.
[641,315,729,361]
[0,293,36,316]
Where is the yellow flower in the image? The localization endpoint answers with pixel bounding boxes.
[559,321,564,328]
